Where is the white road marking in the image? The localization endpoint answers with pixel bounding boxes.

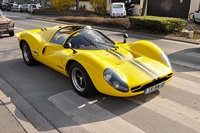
[180,71,200,78]
[15,27,25,30]
[186,52,200,58]
[7,15,25,18]
[168,76,200,95]
[48,90,145,133]
[127,94,200,133]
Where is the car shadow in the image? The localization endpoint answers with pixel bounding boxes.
[168,47,200,73]
[0,58,160,132]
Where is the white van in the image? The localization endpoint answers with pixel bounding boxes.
[28,4,40,13]
[110,2,126,18]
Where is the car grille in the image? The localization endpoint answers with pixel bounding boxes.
[0,24,8,29]
[131,73,173,92]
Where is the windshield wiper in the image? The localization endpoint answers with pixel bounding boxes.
[83,37,97,48]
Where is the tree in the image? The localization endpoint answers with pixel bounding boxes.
[90,0,108,15]
[51,0,75,11]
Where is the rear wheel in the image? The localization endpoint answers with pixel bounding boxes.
[21,41,38,66]
[70,62,97,97]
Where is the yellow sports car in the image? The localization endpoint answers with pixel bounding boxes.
[16,25,173,97]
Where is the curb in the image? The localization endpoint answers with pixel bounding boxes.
[0,90,39,133]
[0,77,59,133]
[27,16,200,45]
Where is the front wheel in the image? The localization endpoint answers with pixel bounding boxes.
[22,41,38,66]
[9,31,14,36]
[70,62,97,97]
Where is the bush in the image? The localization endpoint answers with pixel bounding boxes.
[129,16,186,33]
[50,0,75,11]
[89,0,108,15]
[57,16,131,29]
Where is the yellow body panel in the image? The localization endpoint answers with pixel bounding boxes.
[16,25,173,97]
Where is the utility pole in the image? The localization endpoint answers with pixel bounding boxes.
[141,0,147,16]
[76,0,79,10]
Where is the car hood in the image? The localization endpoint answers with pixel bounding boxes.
[0,16,12,24]
[94,48,172,86]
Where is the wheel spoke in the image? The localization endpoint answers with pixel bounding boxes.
[77,75,83,86]
[23,45,29,62]
[72,68,85,92]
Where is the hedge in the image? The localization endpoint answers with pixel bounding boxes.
[129,16,186,33]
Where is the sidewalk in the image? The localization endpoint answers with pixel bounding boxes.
[0,90,38,133]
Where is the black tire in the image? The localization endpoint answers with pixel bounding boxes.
[21,41,38,66]
[70,62,97,97]
[9,31,14,36]
[193,16,196,23]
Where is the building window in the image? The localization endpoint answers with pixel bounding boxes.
[131,0,140,4]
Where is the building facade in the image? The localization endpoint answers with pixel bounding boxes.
[80,0,200,19]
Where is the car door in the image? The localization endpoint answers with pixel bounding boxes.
[40,27,75,74]
[195,10,200,22]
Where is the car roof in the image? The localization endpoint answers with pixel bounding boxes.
[39,25,84,41]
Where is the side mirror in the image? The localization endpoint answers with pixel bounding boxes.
[123,33,128,43]
[63,42,70,48]
[64,42,77,53]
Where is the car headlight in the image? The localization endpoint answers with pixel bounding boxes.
[161,53,172,69]
[103,68,129,92]
[8,22,14,27]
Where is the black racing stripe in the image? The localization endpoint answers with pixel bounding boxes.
[109,49,127,60]
[134,60,158,77]
[106,49,123,62]
[129,60,155,79]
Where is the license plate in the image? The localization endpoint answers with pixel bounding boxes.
[144,82,165,94]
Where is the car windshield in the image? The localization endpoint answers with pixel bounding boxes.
[113,4,123,8]
[67,29,115,50]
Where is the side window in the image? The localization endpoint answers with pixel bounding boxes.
[50,27,73,45]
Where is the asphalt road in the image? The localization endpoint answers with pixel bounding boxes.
[0,11,200,133]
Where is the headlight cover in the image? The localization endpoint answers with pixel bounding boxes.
[161,53,172,69]
[103,68,129,92]
[8,21,14,27]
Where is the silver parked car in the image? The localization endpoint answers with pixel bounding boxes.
[11,5,21,12]
[20,4,28,13]
[193,9,200,23]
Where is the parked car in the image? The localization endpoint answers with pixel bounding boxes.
[193,9,200,23]
[1,3,7,11]
[0,9,14,36]
[15,25,173,97]
[28,4,40,13]
[20,4,28,13]
[110,2,126,18]
[6,3,17,11]
[11,4,21,12]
